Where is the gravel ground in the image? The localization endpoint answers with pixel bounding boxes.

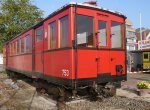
[66,96,150,110]
[0,65,4,72]
[0,72,150,110]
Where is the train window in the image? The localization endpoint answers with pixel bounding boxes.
[21,38,24,53]
[76,14,93,47]
[60,16,68,47]
[10,43,12,56]
[12,43,14,55]
[98,21,107,46]
[144,54,148,59]
[9,44,11,56]
[26,35,30,53]
[17,40,20,54]
[50,21,56,49]
[36,28,44,42]
[111,21,123,49]
[14,42,17,55]
[11,43,13,55]
[10,44,11,56]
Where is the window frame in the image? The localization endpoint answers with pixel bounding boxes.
[49,21,56,49]
[111,21,124,49]
[36,27,44,42]
[21,37,25,54]
[76,14,94,47]
[98,20,108,47]
[17,40,20,54]
[14,42,17,55]
[25,34,30,53]
[60,15,69,48]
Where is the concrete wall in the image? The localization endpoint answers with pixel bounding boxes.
[0,54,3,71]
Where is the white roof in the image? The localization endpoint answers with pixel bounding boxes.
[46,2,126,20]
[68,2,126,17]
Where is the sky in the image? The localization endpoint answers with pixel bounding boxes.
[33,0,150,28]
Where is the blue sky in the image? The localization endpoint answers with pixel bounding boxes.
[33,0,150,28]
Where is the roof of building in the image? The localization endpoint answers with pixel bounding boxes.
[146,32,150,40]
[126,19,133,25]
[136,28,150,33]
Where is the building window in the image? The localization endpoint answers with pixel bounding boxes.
[26,35,30,53]
[76,14,93,47]
[129,45,135,50]
[36,28,44,42]
[21,38,24,53]
[98,21,107,46]
[144,53,148,59]
[50,21,56,49]
[60,16,68,47]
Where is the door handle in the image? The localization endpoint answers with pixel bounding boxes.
[110,58,115,61]
[96,57,100,61]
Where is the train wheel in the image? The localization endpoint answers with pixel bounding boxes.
[102,85,116,98]
[87,87,98,101]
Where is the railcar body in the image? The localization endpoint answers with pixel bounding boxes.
[3,2,127,95]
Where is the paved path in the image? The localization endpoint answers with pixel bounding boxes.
[122,73,150,88]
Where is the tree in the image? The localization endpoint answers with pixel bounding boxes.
[0,0,44,52]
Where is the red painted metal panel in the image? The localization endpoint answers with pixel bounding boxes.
[7,55,32,72]
[110,51,126,75]
[97,50,110,74]
[44,50,74,79]
[77,50,97,79]
[35,53,43,73]
[7,29,33,72]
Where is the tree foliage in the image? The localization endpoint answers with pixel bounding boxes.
[0,0,44,52]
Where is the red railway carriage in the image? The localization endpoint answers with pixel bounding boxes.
[3,2,127,95]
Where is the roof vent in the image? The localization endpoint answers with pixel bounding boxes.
[83,0,97,6]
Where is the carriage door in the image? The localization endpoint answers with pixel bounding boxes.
[110,21,125,75]
[97,16,110,74]
[34,26,44,74]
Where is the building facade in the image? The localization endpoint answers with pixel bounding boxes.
[126,19,137,51]
[136,28,150,41]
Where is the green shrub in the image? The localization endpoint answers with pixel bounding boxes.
[137,81,150,89]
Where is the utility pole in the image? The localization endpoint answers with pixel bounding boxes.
[140,12,142,50]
